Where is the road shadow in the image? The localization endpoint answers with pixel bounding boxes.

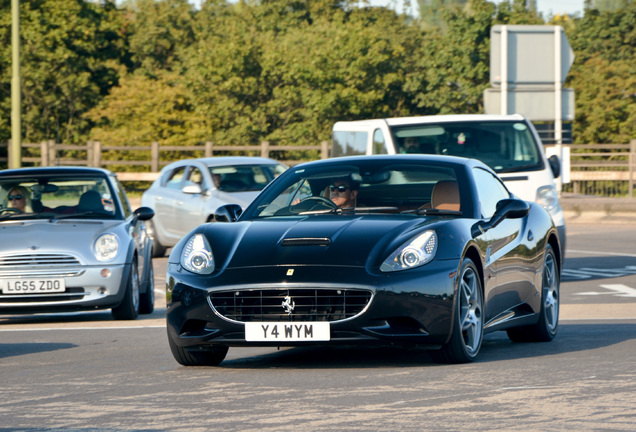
[0,342,76,359]
[0,308,166,325]
[209,322,635,369]
[0,429,164,432]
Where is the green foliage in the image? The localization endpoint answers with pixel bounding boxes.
[0,0,633,159]
[0,0,125,143]
[121,0,196,75]
[568,2,635,143]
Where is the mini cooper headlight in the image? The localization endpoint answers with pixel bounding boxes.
[181,234,215,274]
[380,230,438,272]
[95,233,119,262]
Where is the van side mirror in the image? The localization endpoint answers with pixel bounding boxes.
[214,204,242,222]
[548,155,561,179]
[471,199,529,238]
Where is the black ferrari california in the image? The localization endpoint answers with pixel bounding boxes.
[166,155,562,365]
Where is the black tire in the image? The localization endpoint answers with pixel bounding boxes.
[139,261,155,315]
[146,220,167,258]
[112,258,140,320]
[167,329,228,366]
[507,244,559,342]
[435,258,484,364]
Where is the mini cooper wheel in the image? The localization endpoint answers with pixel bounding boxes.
[112,258,140,320]
[436,258,483,363]
[139,262,155,314]
[507,244,559,342]
[167,331,228,366]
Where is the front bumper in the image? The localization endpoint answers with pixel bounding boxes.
[0,263,131,313]
[166,260,460,350]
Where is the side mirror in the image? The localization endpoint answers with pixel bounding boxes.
[548,154,561,179]
[134,206,155,221]
[471,199,529,238]
[182,184,203,195]
[214,204,243,222]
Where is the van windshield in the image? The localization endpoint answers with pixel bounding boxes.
[391,120,544,173]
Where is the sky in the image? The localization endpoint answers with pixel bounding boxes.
[364,0,586,17]
[190,1,586,17]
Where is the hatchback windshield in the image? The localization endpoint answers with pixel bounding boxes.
[391,121,542,173]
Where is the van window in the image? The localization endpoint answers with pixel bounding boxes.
[391,121,544,174]
[373,129,388,154]
[332,131,367,157]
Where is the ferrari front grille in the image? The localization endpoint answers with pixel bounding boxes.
[209,288,373,323]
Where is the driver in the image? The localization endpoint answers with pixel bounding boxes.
[329,177,359,208]
[5,186,32,213]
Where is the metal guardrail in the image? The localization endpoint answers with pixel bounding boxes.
[1,140,635,197]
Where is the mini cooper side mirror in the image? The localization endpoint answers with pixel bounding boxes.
[214,204,243,222]
[471,199,530,238]
[134,206,155,221]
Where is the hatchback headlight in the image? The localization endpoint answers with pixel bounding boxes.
[95,233,119,262]
[380,231,438,272]
[181,234,215,274]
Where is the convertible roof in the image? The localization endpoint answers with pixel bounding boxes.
[0,166,115,178]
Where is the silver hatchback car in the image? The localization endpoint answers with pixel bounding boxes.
[0,167,155,320]
[141,157,287,256]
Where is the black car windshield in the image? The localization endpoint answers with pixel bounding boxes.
[246,162,462,219]
[0,176,120,220]
[391,121,543,173]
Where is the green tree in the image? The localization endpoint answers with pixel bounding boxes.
[568,2,635,143]
[0,0,125,143]
[120,0,196,76]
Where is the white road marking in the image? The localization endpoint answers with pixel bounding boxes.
[567,249,636,258]
[575,284,636,298]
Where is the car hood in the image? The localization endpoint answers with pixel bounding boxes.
[201,215,440,269]
[0,219,126,263]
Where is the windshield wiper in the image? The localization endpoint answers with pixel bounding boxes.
[496,163,543,174]
[299,206,400,215]
[412,208,462,216]
[52,211,107,220]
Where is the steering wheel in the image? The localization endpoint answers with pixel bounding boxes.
[0,207,23,215]
[291,196,337,213]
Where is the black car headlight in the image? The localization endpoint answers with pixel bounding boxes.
[181,234,215,274]
[380,230,438,272]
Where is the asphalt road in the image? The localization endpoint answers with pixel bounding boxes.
[1,223,634,431]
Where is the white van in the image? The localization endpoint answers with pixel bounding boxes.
[332,114,566,248]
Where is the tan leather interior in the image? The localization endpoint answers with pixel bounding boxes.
[431,181,460,211]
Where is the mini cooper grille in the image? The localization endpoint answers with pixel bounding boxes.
[0,254,82,276]
[209,288,373,323]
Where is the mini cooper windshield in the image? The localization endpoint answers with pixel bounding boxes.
[247,162,464,218]
[0,176,120,221]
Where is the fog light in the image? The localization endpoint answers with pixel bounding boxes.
[100,269,111,278]
[97,287,107,295]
